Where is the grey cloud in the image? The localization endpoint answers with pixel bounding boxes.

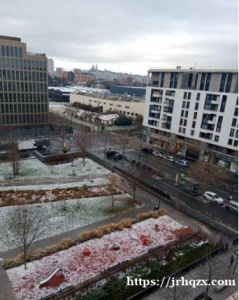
[0,0,237,74]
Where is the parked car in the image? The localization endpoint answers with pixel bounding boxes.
[163,155,174,162]
[204,191,224,205]
[173,159,189,168]
[228,200,238,212]
[141,148,154,155]
[114,153,124,160]
[153,150,165,157]
[106,150,118,158]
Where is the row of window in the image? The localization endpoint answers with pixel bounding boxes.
[0,113,48,125]
[0,92,48,101]
[0,70,47,81]
[0,45,22,58]
[0,104,48,113]
[0,82,47,93]
[0,57,47,70]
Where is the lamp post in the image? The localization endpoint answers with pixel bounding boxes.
[138,134,143,164]
[232,249,238,276]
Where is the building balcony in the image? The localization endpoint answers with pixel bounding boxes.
[150,98,162,103]
[163,106,173,113]
[150,109,161,114]
[161,123,171,130]
[149,113,160,119]
[152,92,162,98]
[201,123,215,131]
[204,104,218,112]
[199,132,213,140]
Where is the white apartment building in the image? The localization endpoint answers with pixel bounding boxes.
[47,58,54,77]
[143,67,238,169]
[70,90,145,119]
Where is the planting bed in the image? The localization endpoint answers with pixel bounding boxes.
[7,215,196,300]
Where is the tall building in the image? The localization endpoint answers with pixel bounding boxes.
[47,58,54,77]
[143,67,238,170]
[0,35,49,139]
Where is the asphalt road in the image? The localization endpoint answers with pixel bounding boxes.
[43,132,238,229]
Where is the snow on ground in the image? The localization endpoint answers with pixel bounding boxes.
[0,193,135,252]
[0,158,110,180]
[7,216,189,300]
[0,158,135,252]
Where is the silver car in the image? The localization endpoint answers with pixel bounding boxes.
[204,191,224,205]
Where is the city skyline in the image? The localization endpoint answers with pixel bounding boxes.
[0,0,238,76]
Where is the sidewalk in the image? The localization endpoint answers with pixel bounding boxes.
[0,175,237,300]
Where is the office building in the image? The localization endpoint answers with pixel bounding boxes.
[143,67,238,170]
[0,35,49,139]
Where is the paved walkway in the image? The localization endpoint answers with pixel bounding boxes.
[0,174,237,300]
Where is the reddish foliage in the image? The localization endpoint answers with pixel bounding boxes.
[171,227,193,238]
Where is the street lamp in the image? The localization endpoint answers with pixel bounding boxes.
[233,249,238,276]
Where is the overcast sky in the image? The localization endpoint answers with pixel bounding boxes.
[0,0,237,75]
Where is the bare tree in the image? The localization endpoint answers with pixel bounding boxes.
[187,160,229,192]
[75,129,91,167]
[127,163,143,200]
[108,172,117,212]
[196,254,225,299]
[114,133,129,160]
[7,137,20,177]
[6,205,46,269]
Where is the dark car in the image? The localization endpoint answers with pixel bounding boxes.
[141,148,154,154]
[106,150,118,158]
[114,153,123,160]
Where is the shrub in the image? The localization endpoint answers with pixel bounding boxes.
[158,208,166,216]
[95,229,104,238]
[32,248,46,259]
[3,258,15,269]
[116,223,124,231]
[44,244,59,255]
[80,230,97,241]
[100,225,112,234]
[120,218,132,228]
[136,212,151,221]
[59,237,75,249]
[150,210,159,219]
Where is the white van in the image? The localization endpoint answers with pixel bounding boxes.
[228,200,238,212]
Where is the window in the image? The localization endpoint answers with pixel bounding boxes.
[193,112,197,119]
[195,103,199,110]
[228,139,233,145]
[187,73,193,88]
[214,135,219,142]
[185,111,188,118]
[230,129,235,137]
[187,92,191,100]
[179,127,182,133]
[234,140,238,147]
[186,102,190,109]
[220,95,227,112]
[182,128,186,134]
[160,72,165,87]
[191,130,194,136]
[196,93,200,101]
[192,121,196,128]
[183,119,187,126]
[182,101,186,108]
[232,118,237,126]
[234,107,238,117]
[180,119,183,125]
[183,92,187,99]
[181,110,184,117]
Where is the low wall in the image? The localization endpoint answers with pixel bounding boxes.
[33,150,81,164]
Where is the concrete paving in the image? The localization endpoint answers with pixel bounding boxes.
[0,173,237,300]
